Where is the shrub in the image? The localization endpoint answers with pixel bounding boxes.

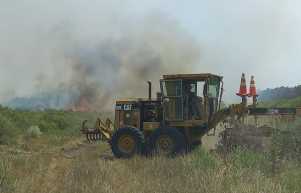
[0,116,16,145]
[26,125,42,138]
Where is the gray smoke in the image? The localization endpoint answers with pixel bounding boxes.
[0,1,201,111]
[3,15,200,111]
[65,17,200,111]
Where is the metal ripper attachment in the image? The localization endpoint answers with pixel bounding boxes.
[81,118,114,142]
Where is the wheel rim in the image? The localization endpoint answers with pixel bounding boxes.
[117,135,136,154]
[156,134,174,154]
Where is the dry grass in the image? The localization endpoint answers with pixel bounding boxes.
[0,138,299,193]
[2,108,299,193]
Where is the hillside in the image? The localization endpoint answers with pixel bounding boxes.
[258,96,301,108]
[257,84,301,108]
[259,85,301,101]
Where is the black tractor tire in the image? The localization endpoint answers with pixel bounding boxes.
[187,139,202,152]
[110,127,145,158]
[148,127,186,156]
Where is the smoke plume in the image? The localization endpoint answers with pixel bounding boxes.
[65,17,200,111]
[1,10,200,111]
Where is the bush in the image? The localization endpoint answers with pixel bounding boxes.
[0,116,16,145]
[26,126,42,138]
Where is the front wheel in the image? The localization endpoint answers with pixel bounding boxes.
[149,128,186,156]
[110,127,145,158]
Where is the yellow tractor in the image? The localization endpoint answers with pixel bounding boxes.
[81,73,300,158]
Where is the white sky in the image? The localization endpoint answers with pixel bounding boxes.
[0,0,301,102]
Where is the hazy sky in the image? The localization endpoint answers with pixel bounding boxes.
[0,0,301,102]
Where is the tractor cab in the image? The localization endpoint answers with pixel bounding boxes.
[160,74,223,124]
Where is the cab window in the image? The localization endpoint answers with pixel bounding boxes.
[208,78,220,98]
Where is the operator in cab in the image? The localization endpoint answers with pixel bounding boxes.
[183,82,202,120]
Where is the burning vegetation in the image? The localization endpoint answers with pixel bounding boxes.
[7,16,201,112]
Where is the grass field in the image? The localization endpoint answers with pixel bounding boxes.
[1,138,301,193]
[0,106,301,193]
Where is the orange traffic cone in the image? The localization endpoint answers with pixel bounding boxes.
[236,73,247,96]
[248,75,258,106]
[248,76,258,97]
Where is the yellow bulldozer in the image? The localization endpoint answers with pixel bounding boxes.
[81,73,301,158]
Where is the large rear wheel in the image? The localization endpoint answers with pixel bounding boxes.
[110,127,145,158]
[149,128,186,156]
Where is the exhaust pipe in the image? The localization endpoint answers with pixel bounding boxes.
[147,81,152,101]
